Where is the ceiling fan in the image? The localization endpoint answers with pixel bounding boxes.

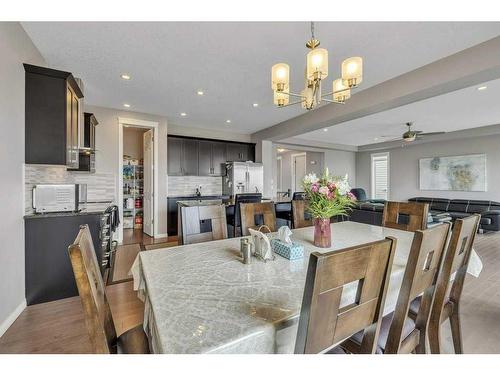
[379,122,445,143]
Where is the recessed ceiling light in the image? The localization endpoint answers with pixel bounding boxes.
[197,90,204,96]
[226,120,231,124]
[477,86,487,91]
[253,103,259,107]
[374,137,379,141]
[123,103,131,108]
[323,128,328,132]
[120,74,131,80]
[277,148,285,153]
[180,112,187,117]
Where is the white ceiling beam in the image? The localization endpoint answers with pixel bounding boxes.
[251,36,500,142]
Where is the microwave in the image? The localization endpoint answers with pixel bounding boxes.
[32,184,87,213]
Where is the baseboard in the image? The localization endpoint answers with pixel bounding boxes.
[154,233,168,239]
[0,299,27,338]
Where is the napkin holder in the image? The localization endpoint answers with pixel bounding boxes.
[271,239,304,260]
[248,226,275,262]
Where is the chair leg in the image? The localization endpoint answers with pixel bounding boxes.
[428,321,441,354]
[415,329,427,354]
[449,310,464,354]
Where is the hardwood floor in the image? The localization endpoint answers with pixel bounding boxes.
[0,231,499,354]
[122,228,171,246]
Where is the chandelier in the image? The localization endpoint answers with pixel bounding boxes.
[271,22,363,110]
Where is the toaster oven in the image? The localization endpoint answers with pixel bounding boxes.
[32,184,85,213]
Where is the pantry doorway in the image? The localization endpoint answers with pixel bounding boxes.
[118,118,159,244]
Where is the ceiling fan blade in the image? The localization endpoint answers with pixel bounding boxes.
[413,130,424,134]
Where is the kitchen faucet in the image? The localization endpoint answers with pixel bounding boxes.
[195,186,202,197]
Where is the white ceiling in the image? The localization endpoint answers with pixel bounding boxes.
[290,78,500,146]
[22,22,500,135]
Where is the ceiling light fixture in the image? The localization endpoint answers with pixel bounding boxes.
[226,120,231,124]
[180,112,187,117]
[120,74,131,80]
[253,103,259,107]
[477,86,487,91]
[271,22,363,110]
[323,128,328,132]
[123,103,131,108]
[197,90,204,96]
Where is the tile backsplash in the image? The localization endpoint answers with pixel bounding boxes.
[168,176,223,197]
[24,164,116,214]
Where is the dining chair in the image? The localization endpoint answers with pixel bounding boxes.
[226,193,262,237]
[409,214,480,354]
[342,222,450,354]
[239,202,276,236]
[180,204,228,245]
[292,192,306,200]
[68,225,150,354]
[382,201,430,232]
[295,237,397,354]
[292,199,313,229]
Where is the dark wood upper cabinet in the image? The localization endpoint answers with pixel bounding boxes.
[167,137,199,176]
[182,139,199,175]
[24,64,83,168]
[167,137,183,176]
[69,113,98,173]
[167,135,254,176]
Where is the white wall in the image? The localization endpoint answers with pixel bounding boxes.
[0,22,45,336]
[123,127,146,160]
[85,105,169,237]
[356,135,500,201]
[168,123,251,143]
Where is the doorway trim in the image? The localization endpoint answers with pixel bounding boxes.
[291,152,307,193]
[118,117,159,243]
[276,156,283,192]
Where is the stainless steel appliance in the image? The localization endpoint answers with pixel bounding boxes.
[32,184,86,213]
[223,162,264,197]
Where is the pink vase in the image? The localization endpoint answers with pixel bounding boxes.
[313,218,331,248]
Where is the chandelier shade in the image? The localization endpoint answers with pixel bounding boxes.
[306,48,328,81]
[271,63,290,92]
[341,56,363,87]
[332,79,351,103]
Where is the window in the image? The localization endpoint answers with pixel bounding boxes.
[371,152,389,200]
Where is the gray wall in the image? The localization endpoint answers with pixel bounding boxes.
[356,135,500,201]
[86,105,169,237]
[324,149,357,187]
[0,22,45,335]
[278,150,324,192]
[123,127,147,160]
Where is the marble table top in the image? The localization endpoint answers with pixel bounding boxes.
[131,221,482,354]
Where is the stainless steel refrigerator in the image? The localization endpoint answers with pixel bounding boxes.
[223,162,264,197]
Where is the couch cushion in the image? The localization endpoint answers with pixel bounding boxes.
[448,200,469,213]
[467,203,490,214]
[348,312,416,353]
[430,199,450,211]
[480,217,492,225]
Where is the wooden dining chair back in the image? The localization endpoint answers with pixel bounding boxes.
[382,201,429,232]
[292,199,313,229]
[427,214,480,353]
[295,237,397,354]
[239,202,276,236]
[68,225,118,353]
[383,222,450,354]
[180,204,228,245]
[68,225,149,354]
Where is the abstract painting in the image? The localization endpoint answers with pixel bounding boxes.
[419,154,487,191]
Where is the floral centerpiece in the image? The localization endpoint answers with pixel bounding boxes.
[302,168,356,247]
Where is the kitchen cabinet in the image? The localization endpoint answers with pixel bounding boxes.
[24,213,106,305]
[24,64,83,168]
[167,135,255,176]
[227,143,252,162]
[199,140,227,176]
[69,112,98,173]
[168,137,199,176]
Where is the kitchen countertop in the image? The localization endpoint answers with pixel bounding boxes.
[24,202,113,219]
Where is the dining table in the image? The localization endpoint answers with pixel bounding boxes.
[130,221,482,354]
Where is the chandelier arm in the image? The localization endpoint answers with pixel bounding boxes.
[278,100,306,108]
[321,88,351,97]
[278,91,303,98]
